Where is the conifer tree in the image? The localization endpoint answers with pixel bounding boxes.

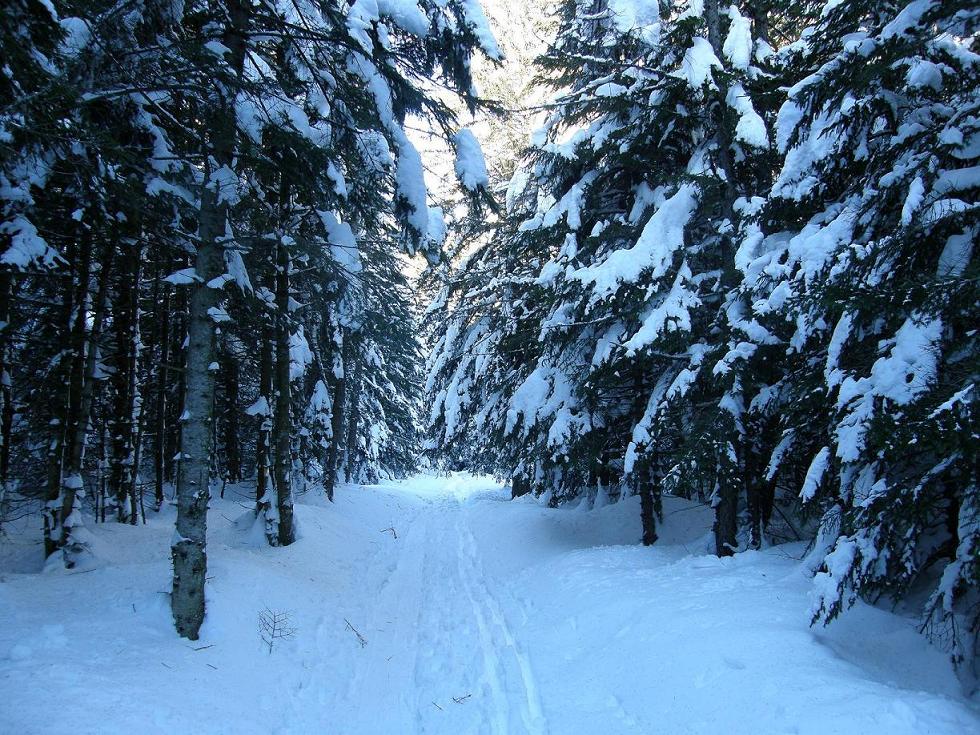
[746,0,979,677]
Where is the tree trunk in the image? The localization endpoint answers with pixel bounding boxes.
[639,451,663,547]
[108,239,142,523]
[222,343,241,484]
[43,239,78,557]
[745,420,775,549]
[165,284,187,487]
[713,441,740,557]
[154,281,171,510]
[256,322,274,526]
[510,471,529,499]
[0,269,13,531]
[172,0,248,640]
[60,244,113,555]
[323,323,346,503]
[272,238,294,546]
[343,337,362,483]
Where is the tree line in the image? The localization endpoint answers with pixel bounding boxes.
[0,0,496,639]
[425,0,979,680]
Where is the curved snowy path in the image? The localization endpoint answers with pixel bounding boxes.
[2,474,979,735]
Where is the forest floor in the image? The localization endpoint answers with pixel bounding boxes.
[1,474,978,734]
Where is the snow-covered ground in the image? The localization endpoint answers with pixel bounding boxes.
[1,474,977,734]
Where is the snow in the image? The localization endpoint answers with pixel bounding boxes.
[608,0,661,45]
[726,83,769,148]
[462,0,503,61]
[723,5,753,71]
[834,315,943,462]
[453,128,490,192]
[937,228,974,277]
[289,327,313,381]
[800,446,831,501]
[347,0,430,53]
[2,474,976,734]
[674,37,723,89]
[622,263,700,353]
[395,131,430,236]
[572,184,698,299]
[0,216,61,269]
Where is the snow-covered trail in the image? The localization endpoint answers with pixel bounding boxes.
[1,474,979,735]
[322,488,546,735]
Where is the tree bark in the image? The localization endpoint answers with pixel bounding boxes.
[713,440,740,557]
[639,451,662,547]
[0,269,12,531]
[222,344,241,484]
[43,238,78,557]
[172,0,248,640]
[323,323,346,503]
[154,281,171,510]
[272,238,294,546]
[256,322,274,523]
[343,336,362,483]
[108,238,142,523]
[165,284,187,487]
[59,244,113,554]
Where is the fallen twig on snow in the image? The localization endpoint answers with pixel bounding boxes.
[344,618,368,647]
[452,694,472,704]
[380,526,397,539]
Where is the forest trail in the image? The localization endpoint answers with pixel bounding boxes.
[321,483,546,735]
[1,474,978,735]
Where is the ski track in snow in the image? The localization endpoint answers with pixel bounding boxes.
[454,502,546,735]
[323,490,546,735]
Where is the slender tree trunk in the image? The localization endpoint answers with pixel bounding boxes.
[273,238,294,546]
[713,441,740,557]
[154,282,171,510]
[165,285,187,487]
[256,322,274,521]
[343,337,362,484]
[108,240,142,522]
[222,344,241,484]
[745,419,775,549]
[98,417,108,523]
[323,323,346,503]
[59,244,113,554]
[511,470,529,499]
[43,239,78,557]
[172,0,248,639]
[0,269,14,531]
[639,451,662,547]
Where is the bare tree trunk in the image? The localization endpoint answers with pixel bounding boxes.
[272,238,294,546]
[165,285,187,487]
[256,322,274,525]
[59,244,113,555]
[172,0,248,639]
[172,185,224,637]
[343,336,361,484]
[713,440,740,557]
[510,470,529,499]
[638,451,663,547]
[322,317,345,503]
[108,240,142,523]
[222,343,241,484]
[43,239,79,557]
[154,281,171,510]
[0,269,14,531]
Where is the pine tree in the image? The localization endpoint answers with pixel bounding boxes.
[745,0,979,678]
